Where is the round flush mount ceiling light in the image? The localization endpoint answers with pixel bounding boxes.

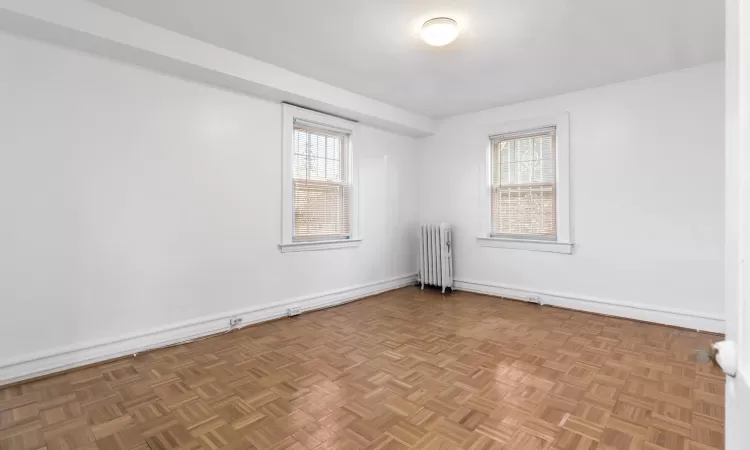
[420,17,459,47]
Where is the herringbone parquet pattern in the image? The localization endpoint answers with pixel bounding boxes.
[0,288,724,450]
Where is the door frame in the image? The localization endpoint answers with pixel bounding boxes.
[724,0,750,448]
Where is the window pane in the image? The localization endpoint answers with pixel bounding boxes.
[491,185,556,238]
[495,133,555,186]
[293,180,350,240]
[293,128,345,183]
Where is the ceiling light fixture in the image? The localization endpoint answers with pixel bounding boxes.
[420,17,459,47]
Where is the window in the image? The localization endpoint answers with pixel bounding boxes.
[293,124,350,241]
[280,104,360,252]
[491,127,557,239]
[478,113,572,254]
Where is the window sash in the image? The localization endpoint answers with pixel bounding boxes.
[490,184,557,239]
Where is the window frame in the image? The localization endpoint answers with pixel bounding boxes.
[477,113,573,254]
[279,104,361,253]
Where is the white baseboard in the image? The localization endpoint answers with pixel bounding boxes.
[454,279,724,334]
[0,274,417,386]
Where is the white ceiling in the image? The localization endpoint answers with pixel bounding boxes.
[91,0,724,119]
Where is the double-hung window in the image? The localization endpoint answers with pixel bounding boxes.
[491,127,557,239]
[280,104,360,252]
[478,114,572,253]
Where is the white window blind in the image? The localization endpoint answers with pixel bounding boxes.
[293,121,351,241]
[490,127,557,239]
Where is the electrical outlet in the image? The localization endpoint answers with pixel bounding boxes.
[229,316,243,327]
[287,306,301,317]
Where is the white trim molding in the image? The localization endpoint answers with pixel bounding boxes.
[478,113,572,252]
[0,274,417,386]
[281,104,361,252]
[454,279,724,333]
[279,238,363,253]
[476,237,573,254]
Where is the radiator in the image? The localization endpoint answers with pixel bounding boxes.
[419,223,453,293]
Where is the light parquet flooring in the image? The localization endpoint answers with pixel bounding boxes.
[0,288,725,450]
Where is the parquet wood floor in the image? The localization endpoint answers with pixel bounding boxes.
[0,288,725,450]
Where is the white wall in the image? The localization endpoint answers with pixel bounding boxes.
[0,33,419,370]
[419,63,725,328]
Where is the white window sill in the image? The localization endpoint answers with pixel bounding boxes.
[477,237,573,254]
[279,239,362,253]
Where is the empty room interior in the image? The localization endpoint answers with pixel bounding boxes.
[2,1,749,449]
